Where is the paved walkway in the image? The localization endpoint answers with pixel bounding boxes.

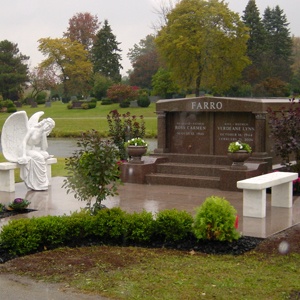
[0,273,108,300]
[1,177,300,238]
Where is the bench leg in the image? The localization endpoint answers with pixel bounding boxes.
[0,169,15,192]
[243,189,266,218]
[271,182,293,208]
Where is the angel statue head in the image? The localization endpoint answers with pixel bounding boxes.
[36,117,55,136]
[1,111,55,191]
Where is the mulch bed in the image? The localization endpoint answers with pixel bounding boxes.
[0,208,36,219]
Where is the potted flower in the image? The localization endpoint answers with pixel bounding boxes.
[124,137,148,164]
[8,198,30,211]
[227,141,252,169]
[228,141,252,153]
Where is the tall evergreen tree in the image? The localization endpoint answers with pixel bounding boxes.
[242,0,266,84]
[262,5,293,81]
[92,20,122,82]
[0,40,29,100]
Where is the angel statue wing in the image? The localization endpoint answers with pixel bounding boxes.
[28,111,44,128]
[1,111,29,162]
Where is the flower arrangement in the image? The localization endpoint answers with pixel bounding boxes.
[228,141,252,153]
[8,198,30,211]
[124,137,148,147]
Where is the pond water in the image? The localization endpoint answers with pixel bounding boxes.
[0,138,158,158]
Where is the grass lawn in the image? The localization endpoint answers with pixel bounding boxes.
[0,101,158,138]
[1,246,299,300]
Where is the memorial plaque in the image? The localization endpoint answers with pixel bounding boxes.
[214,113,255,155]
[168,112,210,154]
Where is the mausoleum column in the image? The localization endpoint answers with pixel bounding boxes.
[253,112,268,157]
[155,111,168,153]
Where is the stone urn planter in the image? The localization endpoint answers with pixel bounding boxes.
[227,150,251,170]
[126,146,147,164]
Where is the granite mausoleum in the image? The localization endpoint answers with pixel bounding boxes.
[121,96,292,191]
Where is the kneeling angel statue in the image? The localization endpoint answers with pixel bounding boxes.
[1,111,55,190]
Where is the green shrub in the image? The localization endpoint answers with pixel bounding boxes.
[0,218,42,256]
[125,210,155,244]
[193,196,240,242]
[36,91,47,104]
[33,216,68,249]
[92,208,127,243]
[65,210,94,241]
[119,100,130,108]
[154,209,194,243]
[101,97,113,105]
[88,101,97,109]
[7,106,17,113]
[137,95,151,107]
[0,99,16,112]
[81,103,89,109]
[107,110,146,160]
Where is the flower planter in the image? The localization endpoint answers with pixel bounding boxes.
[126,146,147,164]
[228,150,251,170]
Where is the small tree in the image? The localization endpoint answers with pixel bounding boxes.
[63,130,121,214]
[107,110,146,160]
[107,83,138,105]
[253,77,290,97]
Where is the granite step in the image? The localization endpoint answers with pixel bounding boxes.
[156,162,228,177]
[150,153,231,165]
[145,173,220,189]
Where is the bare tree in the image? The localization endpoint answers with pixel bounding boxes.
[151,0,180,32]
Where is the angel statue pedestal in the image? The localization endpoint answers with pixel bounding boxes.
[0,111,56,191]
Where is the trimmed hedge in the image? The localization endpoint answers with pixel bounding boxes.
[0,197,240,257]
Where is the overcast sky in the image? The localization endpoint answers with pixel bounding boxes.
[0,0,299,75]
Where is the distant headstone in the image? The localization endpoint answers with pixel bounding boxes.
[14,101,22,107]
[130,100,139,108]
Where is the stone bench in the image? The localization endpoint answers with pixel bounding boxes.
[237,172,298,218]
[0,157,57,192]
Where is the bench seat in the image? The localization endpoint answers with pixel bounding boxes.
[0,157,57,192]
[237,172,298,218]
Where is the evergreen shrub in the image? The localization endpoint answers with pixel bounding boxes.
[137,95,150,107]
[193,196,240,242]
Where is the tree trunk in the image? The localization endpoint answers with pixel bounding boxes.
[195,70,202,97]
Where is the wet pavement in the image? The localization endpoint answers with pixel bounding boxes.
[1,176,300,238]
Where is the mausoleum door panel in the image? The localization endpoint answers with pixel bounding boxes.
[168,112,210,154]
[214,113,255,155]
